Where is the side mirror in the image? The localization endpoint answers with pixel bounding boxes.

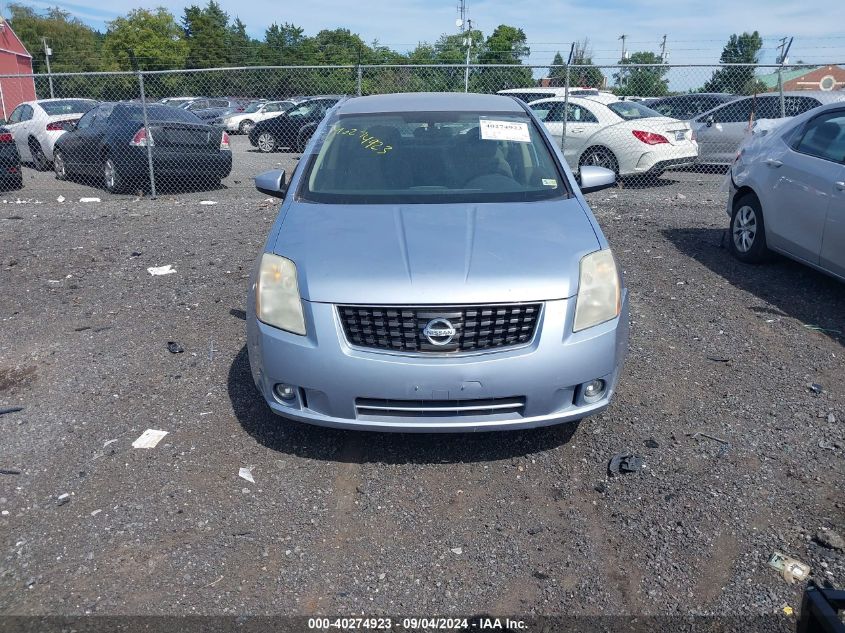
[706,115,715,127]
[255,169,287,198]
[578,165,616,194]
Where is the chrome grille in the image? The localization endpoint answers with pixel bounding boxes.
[337,303,541,353]
[355,397,526,418]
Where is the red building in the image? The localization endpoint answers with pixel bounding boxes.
[0,17,36,120]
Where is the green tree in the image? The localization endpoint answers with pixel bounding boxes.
[614,51,668,96]
[703,31,765,94]
[475,25,532,92]
[103,8,188,71]
[7,3,103,73]
[227,18,260,66]
[548,51,566,84]
[571,38,605,89]
[182,1,230,68]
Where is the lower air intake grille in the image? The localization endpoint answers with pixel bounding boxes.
[355,397,526,418]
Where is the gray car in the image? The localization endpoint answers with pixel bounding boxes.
[246,92,629,432]
[727,101,845,281]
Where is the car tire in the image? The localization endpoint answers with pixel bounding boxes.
[729,193,769,264]
[239,120,254,134]
[29,139,50,171]
[53,149,68,181]
[579,147,619,177]
[256,132,277,153]
[102,156,128,194]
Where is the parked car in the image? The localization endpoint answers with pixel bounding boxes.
[4,98,97,171]
[217,100,294,134]
[53,102,232,193]
[248,96,343,152]
[498,87,605,103]
[528,95,698,178]
[726,101,845,281]
[180,97,252,123]
[160,97,201,107]
[0,126,22,189]
[246,92,628,432]
[643,93,738,120]
[691,91,845,166]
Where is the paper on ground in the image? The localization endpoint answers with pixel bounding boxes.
[79,197,101,203]
[479,119,530,143]
[132,429,169,449]
[199,200,218,205]
[239,466,255,484]
[147,264,176,276]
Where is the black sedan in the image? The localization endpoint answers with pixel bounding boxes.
[248,96,342,153]
[53,103,232,193]
[0,126,22,190]
[643,93,738,121]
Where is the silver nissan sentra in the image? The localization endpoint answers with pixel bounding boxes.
[246,92,628,432]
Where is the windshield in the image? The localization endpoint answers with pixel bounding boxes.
[607,101,662,120]
[41,100,96,116]
[243,102,263,113]
[114,104,204,124]
[301,111,568,204]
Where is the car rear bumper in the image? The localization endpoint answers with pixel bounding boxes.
[245,294,629,432]
[626,145,698,175]
[114,148,232,180]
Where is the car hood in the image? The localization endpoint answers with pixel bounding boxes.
[271,198,600,304]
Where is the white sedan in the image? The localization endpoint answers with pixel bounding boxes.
[528,95,698,178]
[218,100,292,134]
[4,99,97,170]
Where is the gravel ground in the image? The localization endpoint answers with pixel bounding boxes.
[0,143,843,623]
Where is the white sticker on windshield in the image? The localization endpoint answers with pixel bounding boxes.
[479,119,530,143]
[542,179,557,187]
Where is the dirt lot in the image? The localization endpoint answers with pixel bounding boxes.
[0,139,843,623]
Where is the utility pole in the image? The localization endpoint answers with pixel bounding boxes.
[776,36,793,117]
[618,34,627,88]
[42,37,54,98]
[659,34,668,64]
[463,18,473,93]
[457,0,466,32]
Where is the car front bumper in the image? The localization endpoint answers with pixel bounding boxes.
[246,294,629,432]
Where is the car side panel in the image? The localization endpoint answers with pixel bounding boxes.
[820,165,845,278]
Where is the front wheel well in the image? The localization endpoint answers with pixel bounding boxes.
[731,185,758,209]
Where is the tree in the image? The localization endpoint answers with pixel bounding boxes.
[548,51,566,84]
[703,32,765,94]
[103,8,188,71]
[614,51,668,96]
[571,38,605,88]
[475,25,532,92]
[182,1,231,68]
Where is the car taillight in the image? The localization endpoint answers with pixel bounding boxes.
[129,127,153,147]
[220,131,230,150]
[46,120,77,131]
[632,130,669,145]
[0,132,12,143]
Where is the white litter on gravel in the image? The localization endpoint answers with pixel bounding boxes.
[131,429,169,449]
[147,264,176,276]
[79,197,101,203]
[238,466,255,484]
[57,196,65,203]
[450,547,463,555]
[102,439,118,448]
[199,200,218,205]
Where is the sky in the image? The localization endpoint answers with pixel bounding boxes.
[16,0,845,68]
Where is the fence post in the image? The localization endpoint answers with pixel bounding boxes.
[777,67,785,118]
[137,70,157,200]
[561,64,570,155]
[356,65,363,97]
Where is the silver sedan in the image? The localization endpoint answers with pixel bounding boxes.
[727,101,845,281]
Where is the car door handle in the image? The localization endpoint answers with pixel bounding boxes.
[569,128,584,133]
[836,181,845,191]
[765,158,783,168]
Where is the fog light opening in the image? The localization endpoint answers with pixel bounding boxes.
[274,383,297,402]
[582,379,606,401]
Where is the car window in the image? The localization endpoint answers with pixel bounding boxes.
[75,109,97,130]
[93,103,115,126]
[792,110,845,163]
[302,111,569,204]
[39,100,96,116]
[786,96,822,117]
[711,99,753,123]
[531,102,598,124]
[208,99,228,108]
[20,105,33,122]
[502,92,556,103]
[606,101,661,120]
[289,103,316,117]
[244,103,263,113]
[264,103,279,112]
[187,100,207,110]
[754,96,782,119]
[113,104,204,124]
[8,106,22,124]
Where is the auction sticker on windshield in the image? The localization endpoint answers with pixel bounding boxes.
[479,119,530,143]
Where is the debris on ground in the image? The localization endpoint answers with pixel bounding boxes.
[450,547,463,555]
[167,341,184,354]
[768,551,810,584]
[644,438,660,449]
[147,264,176,276]
[131,429,169,449]
[706,356,731,363]
[102,439,118,449]
[56,196,65,203]
[814,529,844,551]
[199,200,218,205]
[782,605,794,617]
[608,453,643,476]
[56,493,71,506]
[0,406,24,416]
[803,324,842,335]
[809,383,823,394]
[0,468,21,475]
[238,466,255,484]
[689,431,730,446]
[78,197,101,203]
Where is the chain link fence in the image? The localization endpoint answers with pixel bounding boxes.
[0,63,842,200]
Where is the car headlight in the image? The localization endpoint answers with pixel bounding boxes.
[256,253,306,335]
[573,249,621,332]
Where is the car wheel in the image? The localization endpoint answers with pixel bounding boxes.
[29,139,50,171]
[579,147,619,177]
[256,132,276,153]
[53,149,68,180]
[729,193,769,263]
[103,156,128,194]
[239,119,255,134]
